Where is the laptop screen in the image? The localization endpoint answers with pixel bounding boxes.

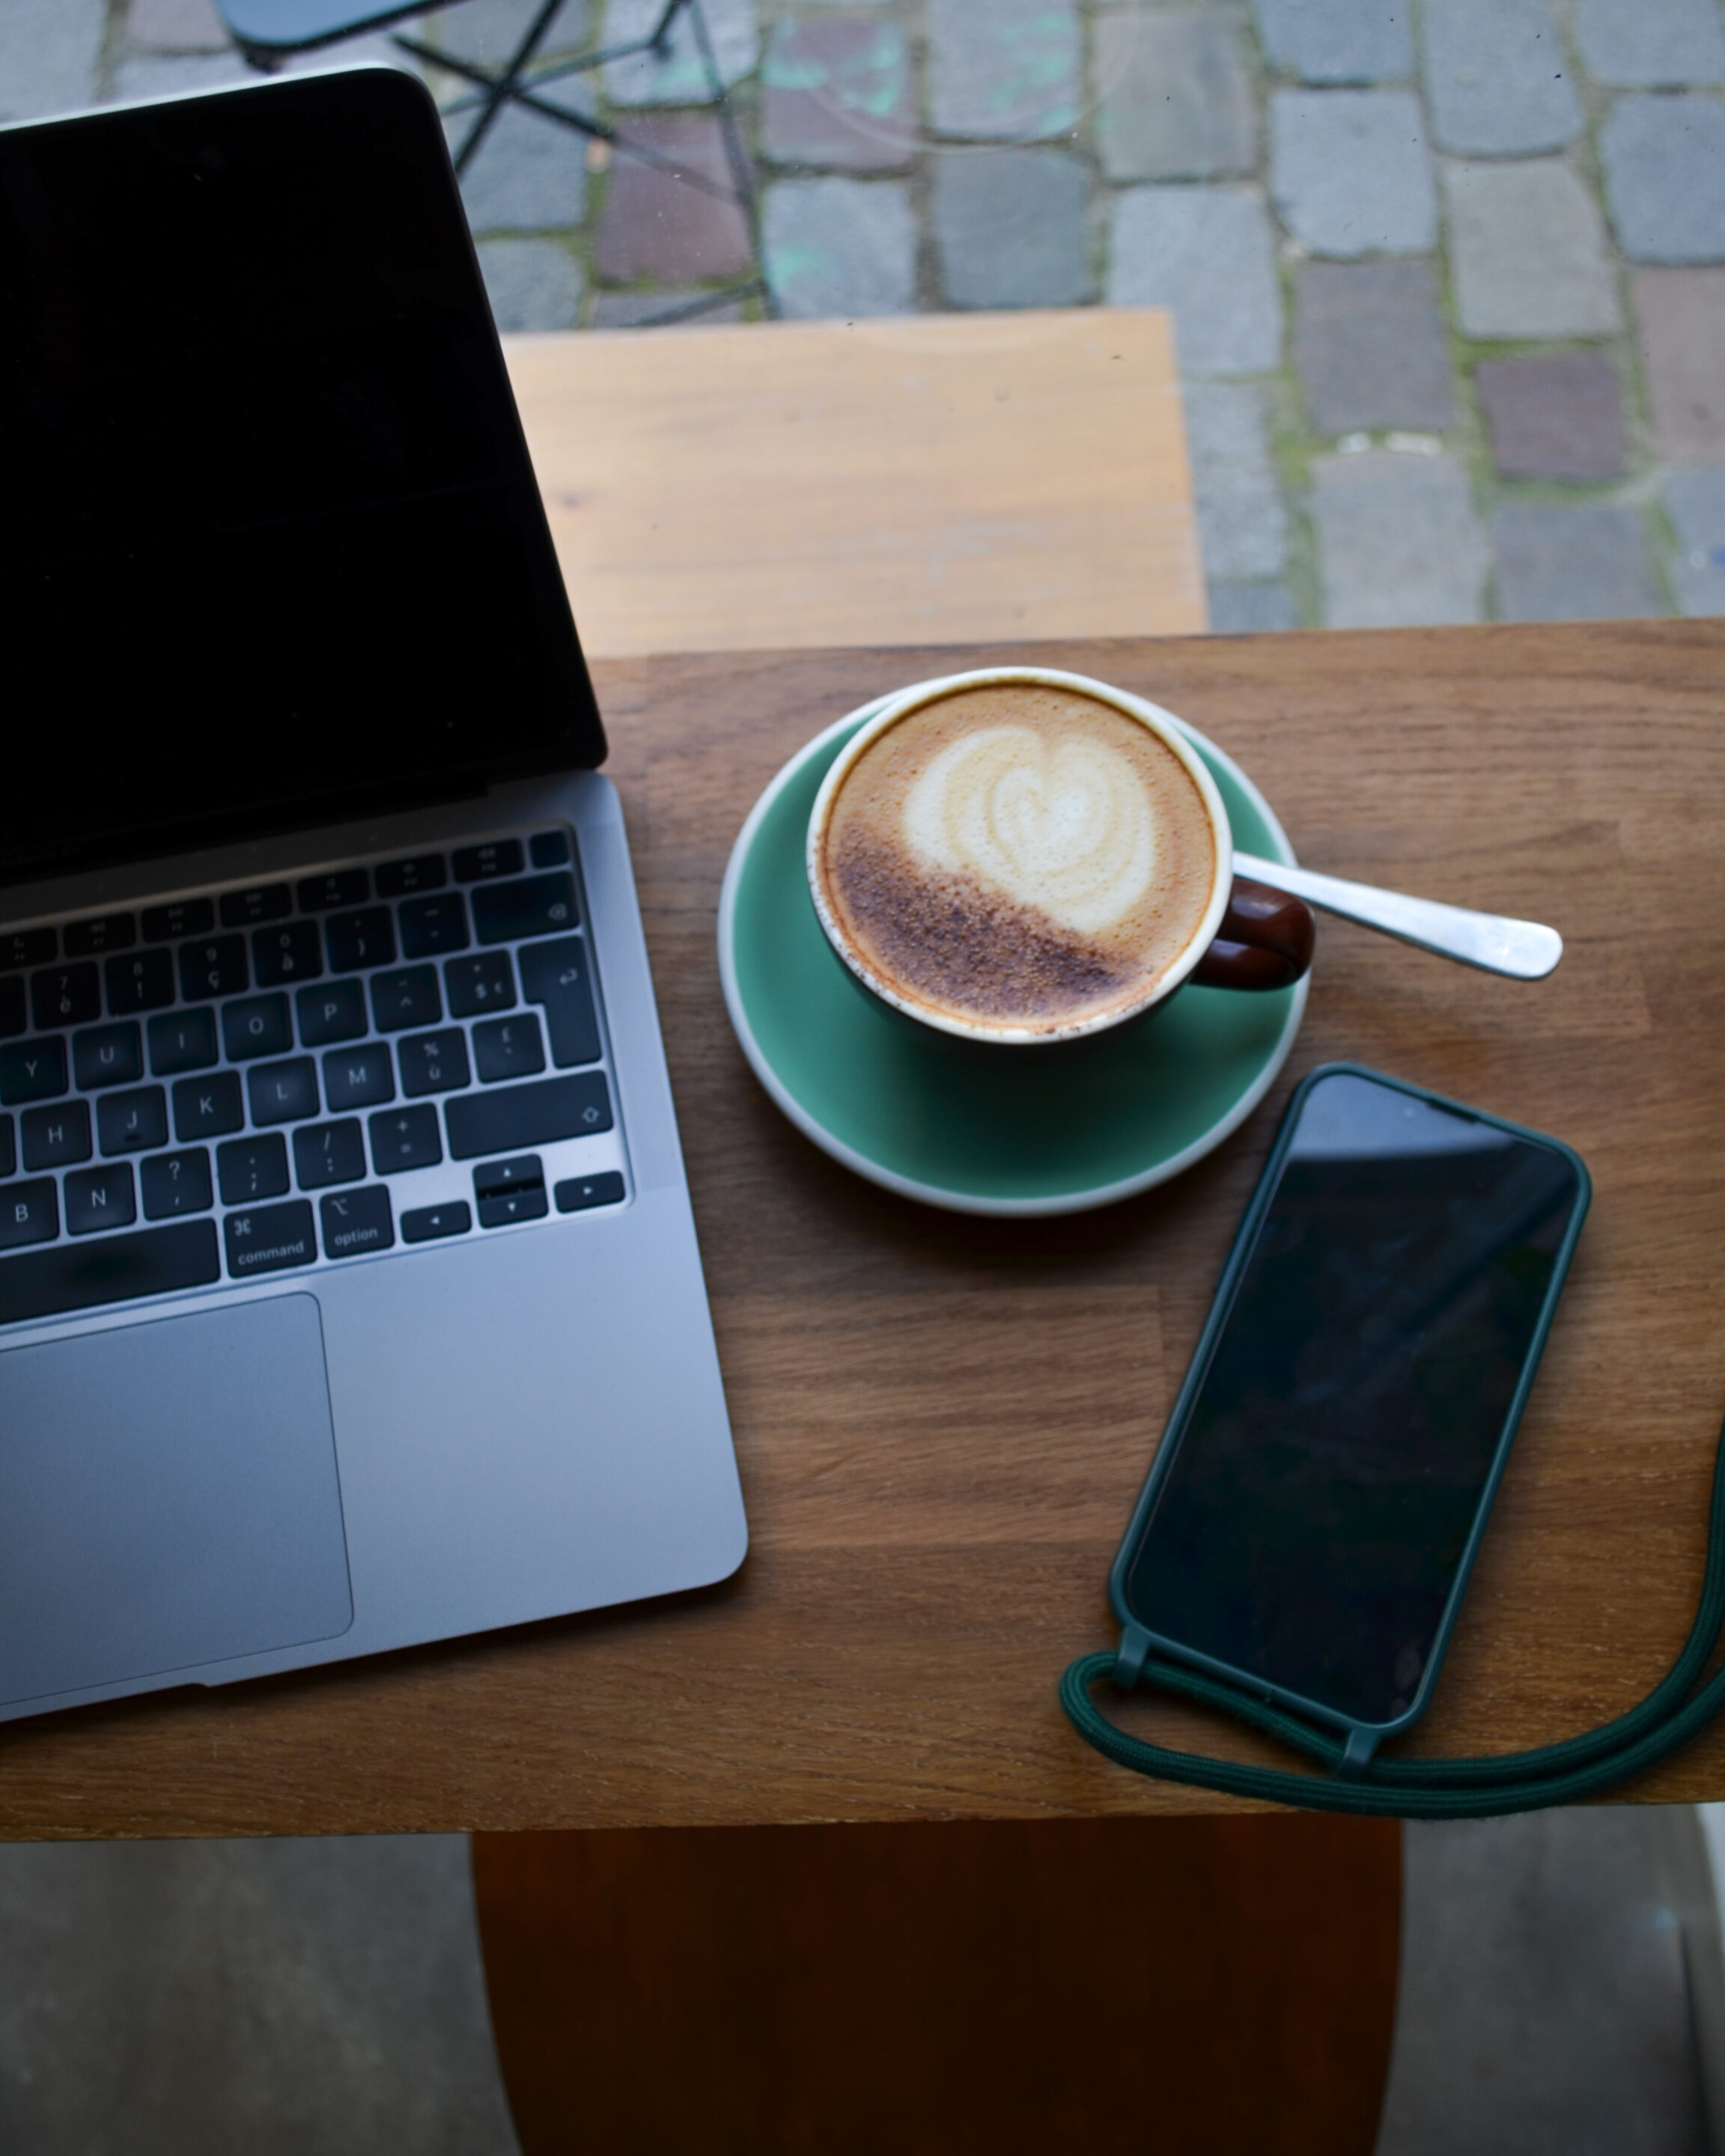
[0,68,604,887]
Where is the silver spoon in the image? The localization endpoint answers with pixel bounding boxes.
[1233,852,1563,981]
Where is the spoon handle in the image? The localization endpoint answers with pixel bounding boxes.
[1232,852,1563,981]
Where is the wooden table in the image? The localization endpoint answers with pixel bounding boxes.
[3,620,1722,1837]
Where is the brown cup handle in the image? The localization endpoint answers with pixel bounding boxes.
[1189,875,1315,992]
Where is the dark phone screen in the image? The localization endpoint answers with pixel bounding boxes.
[0,68,602,885]
[1121,1072,1581,1727]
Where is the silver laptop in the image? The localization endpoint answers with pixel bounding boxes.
[0,67,746,1720]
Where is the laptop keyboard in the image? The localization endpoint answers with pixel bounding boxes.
[0,826,627,1330]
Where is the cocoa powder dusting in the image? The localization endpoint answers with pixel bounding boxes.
[832,829,1130,1022]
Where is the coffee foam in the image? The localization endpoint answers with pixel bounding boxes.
[819,683,1218,1033]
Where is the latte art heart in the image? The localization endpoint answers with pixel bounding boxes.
[903,726,1156,935]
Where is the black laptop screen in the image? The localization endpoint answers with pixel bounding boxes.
[0,68,604,885]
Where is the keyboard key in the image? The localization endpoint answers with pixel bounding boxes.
[219,883,291,928]
[148,1008,218,1076]
[106,948,176,1014]
[179,934,248,1001]
[473,1154,546,1228]
[216,1133,290,1205]
[64,913,136,957]
[478,1184,547,1228]
[398,893,469,959]
[444,951,514,1018]
[0,1216,219,1324]
[398,1029,469,1097]
[142,898,213,943]
[1,928,54,969]
[296,979,368,1047]
[0,978,22,1038]
[222,993,293,1062]
[0,1178,57,1249]
[326,907,395,972]
[371,966,441,1033]
[64,1162,137,1236]
[141,1148,213,1219]
[0,1114,10,1178]
[472,872,578,946]
[531,829,571,868]
[445,1072,612,1160]
[401,1199,471,1243]
[22,1098,91,1169]
[555,1170,627,1213]
[224,1199,316,1279]
[370,1105,442,1174]
[0,1039,68,1105]
[73,1021,144,1090]
[31,963,100,1030]
[253,920,323,986]
[172,1070,244,1142]
[298,868,369,912]
[454,839,523,883]
[376,854,446,898]
[248,1057,320,1126]
[294,1118,367,1188]
[473,1012,545,1085]
[97,1086,168,1155]
[320,1184,394,1258]
[322,1043,395,1111]
[518,937,600,1068]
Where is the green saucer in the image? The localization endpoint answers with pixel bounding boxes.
[717,697,1308,1216]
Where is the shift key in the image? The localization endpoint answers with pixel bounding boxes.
[517,937,600,1067]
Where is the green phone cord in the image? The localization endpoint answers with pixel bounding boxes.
[1061,1407,1725,1818]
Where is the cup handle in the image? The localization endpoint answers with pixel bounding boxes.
[1189,876,1315,992]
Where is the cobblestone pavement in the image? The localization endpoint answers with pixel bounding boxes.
[21,0,1725,633]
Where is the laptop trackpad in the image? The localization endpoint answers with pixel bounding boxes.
[0,1294,353,1706]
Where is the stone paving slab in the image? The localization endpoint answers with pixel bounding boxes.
[933,149,1095,309]
[457,103,588,233]
[1422,0,1581,156]
[1208,579,1299,631]
[761,17,916,172]
[1475,353,1628,481]
[593,113,752,284]
[928,0,1080,141]
[1252,0,1412,86]
[130,0,226,48]
[1312,450,1487,626]
[1093,12,1256,181]
[1271,90,1436,255]
[1443,159,1621,338]
[1601,93,1725,264]
[0,0,102,119]
[588,287,747,323]
[1107,184,1280,375]
[601,0,758,106]
[434,0,585,67]
[476,234,585,328]
[1184,380,1289,581]
[763,176,915,316]
[1635,267,1725,459]
[1294,261,1453,434]
[1491,502,1662,621]
[1575,0,1725,90]
[1664,467,1725,614]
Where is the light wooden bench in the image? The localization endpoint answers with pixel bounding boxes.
[502,307,1206,655]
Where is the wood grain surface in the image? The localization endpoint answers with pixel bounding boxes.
[2,621,1721,1836]
[502,311,1205,656]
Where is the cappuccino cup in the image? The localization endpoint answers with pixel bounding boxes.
[806,669,1312,1047]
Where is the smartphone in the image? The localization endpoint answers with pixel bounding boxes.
[1110,1065,1589,1752]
